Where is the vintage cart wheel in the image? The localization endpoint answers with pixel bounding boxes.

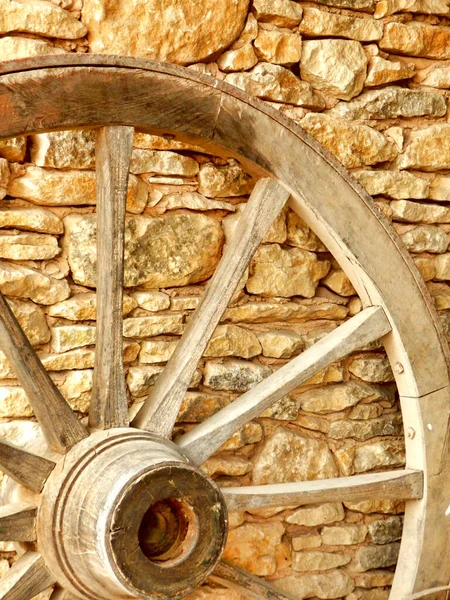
[0,55,449,600]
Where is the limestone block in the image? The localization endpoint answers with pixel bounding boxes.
[63,212,223,288]
[223,301,348,323]
[399,225,449,253]
[252,0,303,27]
[0,36,67,61]
[132,291,170,312]
[292,551,350,571]
[434,254,450,280]
[413,255,436,282]
[396,124,450,171]
[6,298,50,346]
[286,210,327,252]
[225,63,324,108]
[352,543,400,572]
[328,414,403,441]
[31,131,96,169]
[390,200,450,224]
[47,292,137,320]
[375,0,450,15]
[159,192,235,212]
[276,570,355,599]
[123,315,184,338]
[365,56,415,86]
[198,161,252,198]
[312,0,374,8]
[354,570,395,588]
[217,44,258,72]
[127,366,201,397]
[353,440,405,473]
[347,590,389,600]
[380,22,450,60]
[300,8,383,41]
[82,0,249,64]
[51,325,96,353]
[368,516,403,544]
[348,354,394,383]
[231,13,259,49]
[178,391,230,423]
[352,169,429,200]
[204,324,261,358]
[254,27,302,65]
[0,0,87,38]
[258,330,304,358]
[329,86,446,120]
[220,422,264,450]
[247,244,330,298]
[0,137,26,162]
[222,204,286,244]
[0,230,60,260]
[0,206,63,234]
[420,63,450,88]
[0,420,40,447]
[252,427,338,484]
[170,296,201,311]
[300,39,368,100]
[322,269,356,297]
[297,381,392,414]
[321,524,368,545]
[203,359,271,392]
[202,455,253,477]
[301,114,397,169]
[130,149,199,176]
[292,532,322,550]
[428,282,450,309]
[344,499,404,514]
[0,261,70,304]
[138,340,176,364]
[9,166,148,213]
[222,522,285,576]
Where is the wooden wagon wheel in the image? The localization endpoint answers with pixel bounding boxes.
[0,55,449,600]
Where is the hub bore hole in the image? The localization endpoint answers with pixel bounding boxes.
[138,498,198,567]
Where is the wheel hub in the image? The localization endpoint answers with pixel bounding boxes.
[37,429,228,600]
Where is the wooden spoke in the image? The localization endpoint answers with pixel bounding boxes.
[0,552,55,600]
[90,125,134,430]
[0,503,37,542]
[0,293,88,453]
[177,306,391,465]
[223,469,423,511]
[132,178,290,437]
[212,561,297,600]
[0,439,55,493]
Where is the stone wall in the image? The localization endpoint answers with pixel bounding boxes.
[1,0,450,599]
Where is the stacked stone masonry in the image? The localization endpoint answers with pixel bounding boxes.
[2,0,450,598]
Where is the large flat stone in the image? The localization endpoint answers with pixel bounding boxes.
[300,8,383,41]
[62,212,223,288]
[222,301,348,323]
[396,124,450,171]
[0,206,63,234]
[352,169,429,199]
[0,261,70,305]
[0,0,87,38]
[252,0,303,27]
[203,359,271,392]
[0,36,66,61]
[276,571,355,599]
[46,292,137,320]
[0,231,60,260]
[380,21,450,59]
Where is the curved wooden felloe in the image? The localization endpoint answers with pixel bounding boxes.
[0,55,448,600]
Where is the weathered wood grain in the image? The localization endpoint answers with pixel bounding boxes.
[223,469,423,511]
[0,503,37,542]
[89,126,134,430]
[132,178,290,437]
[0,553,55,600]
[0,293,88,453]
[212,561,297,600]
[177,306,391,465]
[0,439,55,492]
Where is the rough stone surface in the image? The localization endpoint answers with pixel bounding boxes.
[0,261,70,305]
[301,114,397,168]
[0,207,63,234]
[31,131,96,169]
[0,0,87,38]
[330,86,446,120]
[223,301,348,323]
[399,225,449,253]
[420,63,450,88]
[130,149,199,176]
[390,199,450,224]
[354,570,395,588]
[132,291,170,312]
[63,212,223,288]
[51,325,96,353]
[138,340,177,363]
[252,0,303,27]
[368,516,403,544]
[258,330,305,358]
[0,231,60,260]
[352,543,400,572]
[292,551,350,571]
[47,292,136,320]
[217,44,259,72]
[292,532,322,550]
[222,522,285,576]
[348,355,394,383]
[297,381,391,413]
[0,36,67,61]
[254,27,302,65]
[375,0,450,15]
[9,166,148,213]
[328,415,403,440]
[396,124,450,171]
[247,244,330,298]
[301,39,368,100]
[0,137,26,162]
[322,269,356,296]
[198,161,252,198]
[8,298,50,346]
[204,324,262,358]
[345,500,405,514]
[321,524,368,545]
[203,359,271,392]
[380,21,450,59]
[202,455,252,477]
[252,427,338,484]
[287,211,327,252]
[276,571,355,599]
[365,55,416,86]
[123,315,184,338]
[225,63,324,108]
[353,440,405,473]
[300,8,383,41]
[82,0,250,64]
[352,169,429,199]
[178,391,230,423]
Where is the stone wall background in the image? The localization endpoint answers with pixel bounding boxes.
[2,0,450,599]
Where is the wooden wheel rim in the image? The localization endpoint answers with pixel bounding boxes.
[0,55,448,599]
